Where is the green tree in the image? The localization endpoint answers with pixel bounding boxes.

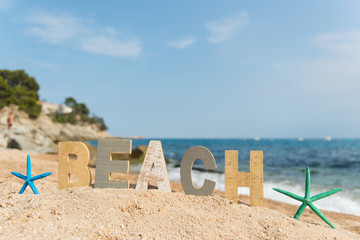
[54,112,66,123]
[0,76,14,108]
[67,112,77,125]
[62,96,108,130]
[64,97,78,111]
[0,70,41,118]
[97,117,108,131]
[91,115,108,131]
[78,103,90,121]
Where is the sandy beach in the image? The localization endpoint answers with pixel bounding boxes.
[0,149,359,239]
[2,1,359,239]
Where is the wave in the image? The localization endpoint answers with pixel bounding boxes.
[166,166,360,216]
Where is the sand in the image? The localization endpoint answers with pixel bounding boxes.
[0,149,359,239]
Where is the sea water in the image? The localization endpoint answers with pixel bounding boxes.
[88,138,360,216]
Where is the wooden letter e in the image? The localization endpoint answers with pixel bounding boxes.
[95,139,132,189]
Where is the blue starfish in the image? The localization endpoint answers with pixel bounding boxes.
[11,154,52,194]
[273,167,341,228]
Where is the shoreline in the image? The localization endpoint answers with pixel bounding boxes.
[1,149,359,238]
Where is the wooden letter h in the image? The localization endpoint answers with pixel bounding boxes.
[225,150,264,207]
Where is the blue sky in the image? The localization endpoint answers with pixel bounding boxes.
[1,0,360,138]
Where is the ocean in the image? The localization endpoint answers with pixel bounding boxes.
[88,138,360,216]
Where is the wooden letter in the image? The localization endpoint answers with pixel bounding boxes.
[225,150,264,207]
[180,146,217,196]
[95,139,132,189]
[58,142,91,190]
[135,141,171,192]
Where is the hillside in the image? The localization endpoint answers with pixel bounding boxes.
[0,105,109,153]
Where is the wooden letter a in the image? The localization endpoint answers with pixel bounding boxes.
[136,141,171,192]
[58,142,91,190]
[225,150,264,207]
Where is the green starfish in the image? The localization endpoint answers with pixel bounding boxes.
[273,167,341,228]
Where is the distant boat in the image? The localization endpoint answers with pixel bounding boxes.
[298,137,304,142]
[131,136,145,139]
[254,137,260,141]
[325,136,332,141]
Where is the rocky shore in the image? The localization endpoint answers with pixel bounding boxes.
[0,105,109,153]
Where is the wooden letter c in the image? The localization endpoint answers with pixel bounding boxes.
[180,146,217,196]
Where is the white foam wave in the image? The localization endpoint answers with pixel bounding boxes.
[167,167,360,216]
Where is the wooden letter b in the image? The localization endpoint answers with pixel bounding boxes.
[58,142,91,190]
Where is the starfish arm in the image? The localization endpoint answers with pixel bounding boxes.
[28,181,39,194]
[273,188,304,202]
[31,172,52,181]
[305,167,311,198]
[294,202,307,219]
[308,202,335,228]
[310,188,342,202]
[19,182,29,194]
[11,171,27,180]
[26,154,32,177]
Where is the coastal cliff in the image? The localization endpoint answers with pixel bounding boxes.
[0,105,109,153]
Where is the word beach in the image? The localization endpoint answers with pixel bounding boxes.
[58,139,264,207]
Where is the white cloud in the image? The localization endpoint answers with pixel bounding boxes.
[26,13,81,44]
[269,30,360,103]
[301,30,360,97]
[25,12,142,58]
[312,30,360,57]
[82,37,141,57]
[168,37,197,49]
[205,12,249,43]
[275,58,360,98]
